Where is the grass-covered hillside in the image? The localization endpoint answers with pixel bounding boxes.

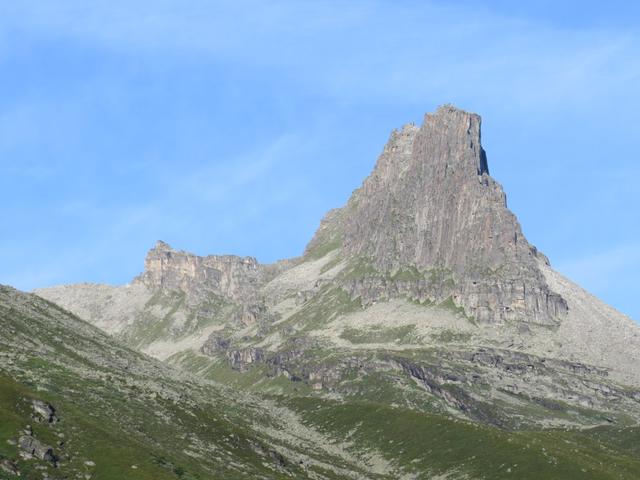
[2,285,640,479]
[0,286,385,479]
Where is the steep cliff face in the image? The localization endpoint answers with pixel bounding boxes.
[306,105,566,324]
[135,240,267,303]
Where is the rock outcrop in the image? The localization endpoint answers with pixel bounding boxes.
[18,434,57,464]
[31,400,58,424]
[0,458,19,477]
[135,241,267,303]
[135,241,295,305]
[306,105,567,324]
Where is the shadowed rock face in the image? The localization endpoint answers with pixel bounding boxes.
[306,105,567,324]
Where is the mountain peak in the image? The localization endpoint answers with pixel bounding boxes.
[153,240,174,252]
[432,103,476,117]
[366,105,489,200]
[306,105,565,324]
[423,104,488,175]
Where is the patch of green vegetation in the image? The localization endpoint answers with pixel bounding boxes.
[337,369,444,412]
[305,237,343,261]
[187,295,233,332]
[339,257,381,280]
[117,290,188,346]
[407,296,435,307]
[470,264,505,278]
[338,261,456,294]
[438,296,476,324]
[340,325,419,344]
[438,296,462,313]
[423,267,455,285]
[390,266,422,282]
[276,285,362,334]
[172,351,315,397]
[0,372,194,480]
[587,425,640,457]
[285,396,640,479]
[319,252,344,274]
[118,290,232,348]
[430,329,473,343]
[496,389,627,428]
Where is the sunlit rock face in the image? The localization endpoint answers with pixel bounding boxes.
[306,105,567,324]
[135,240,267,304]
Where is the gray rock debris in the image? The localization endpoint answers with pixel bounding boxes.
[201,335,231,355]
[0,458,20,477]
[19,434,57,464]
[227,347,265,371]
[31,399,58,424]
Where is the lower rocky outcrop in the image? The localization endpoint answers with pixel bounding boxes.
[19,434,57,465]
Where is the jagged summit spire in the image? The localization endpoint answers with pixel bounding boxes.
[423,104,489,176]
[306,105,566,324]
[432,103,476,117]
[153,240,174,251]
[373,105,489,188]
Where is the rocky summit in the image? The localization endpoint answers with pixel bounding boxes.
[6,105,640,479]
[306,105,566,324]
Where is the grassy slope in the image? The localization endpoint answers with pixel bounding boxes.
[285,397,640,480]
[170,347,640,479]
[0,373,195,480]
[4,280,640,480]
[0,286,377,480]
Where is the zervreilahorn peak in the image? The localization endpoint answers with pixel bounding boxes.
[306,104,566,324]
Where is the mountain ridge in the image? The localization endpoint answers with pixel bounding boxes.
[34,104,640,426]
[306,104,567,325]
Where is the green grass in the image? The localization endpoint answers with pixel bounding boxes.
[430,329,473,343]
[319,252,345,274]
[439,296,476,323]
[0,373,193,480]
[118,290,232,348]
[390,266,423,282]
[339,257,381,280]
[285,397,640,479]
[340,325,418,344]
[274,285,362,334]
[305,236,343,260]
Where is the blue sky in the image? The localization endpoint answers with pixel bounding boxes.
[0,1,638,320]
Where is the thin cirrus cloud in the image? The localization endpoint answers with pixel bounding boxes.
[173,134,304,205]
[2,0,638,110]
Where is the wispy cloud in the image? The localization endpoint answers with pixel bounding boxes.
[3,1,639,110]
[174,134,300,204]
